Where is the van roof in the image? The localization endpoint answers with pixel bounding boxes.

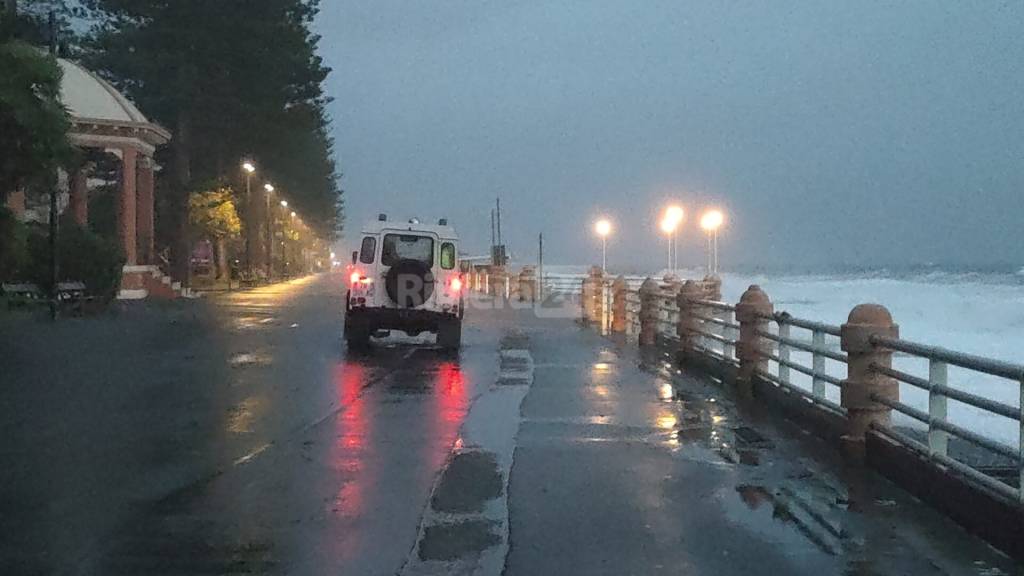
[360,219,459,239]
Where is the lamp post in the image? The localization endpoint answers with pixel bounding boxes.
[242,161,256,275]
[700,209,724,275]
[594,218,612,272]
[660,205,683,272]
[264,183,274,280]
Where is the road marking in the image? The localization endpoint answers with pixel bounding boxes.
[233,442,272,466]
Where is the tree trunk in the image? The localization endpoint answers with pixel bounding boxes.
[169,109,192,285]
[216,236,228,280]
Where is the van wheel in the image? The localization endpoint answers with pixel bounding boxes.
[437,319,462,351]
[345,315,371,349]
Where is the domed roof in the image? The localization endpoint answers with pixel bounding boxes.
[56,57,171,147]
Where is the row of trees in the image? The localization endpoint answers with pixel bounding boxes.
[1,0,342,287]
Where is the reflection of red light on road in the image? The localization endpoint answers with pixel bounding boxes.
[429,362,469,468]
[331,361,369,519]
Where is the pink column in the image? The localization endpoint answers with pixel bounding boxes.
[69,166,89,226]
[117,147,138,265]
[136,156,155,264]
[5,189,26,217]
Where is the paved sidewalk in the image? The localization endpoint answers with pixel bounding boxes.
[504,313,1017,575]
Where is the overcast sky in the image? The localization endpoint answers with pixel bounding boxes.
[317,2,1023,271]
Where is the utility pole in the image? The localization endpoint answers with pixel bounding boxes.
[538,232,544,301]
[47,10,58,320]
[496,197,502,247]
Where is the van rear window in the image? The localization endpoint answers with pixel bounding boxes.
[359,236,376,264]
[382,234,434,266]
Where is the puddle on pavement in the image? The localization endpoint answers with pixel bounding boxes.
[418,519,501,561]
[431,451,503,514]
[229,352,272,368]
[233,315,277,330]
[723,484,841,556]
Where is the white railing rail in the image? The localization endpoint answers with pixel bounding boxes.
[865,335,1023,504]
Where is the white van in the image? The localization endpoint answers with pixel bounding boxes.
[344,215,463,350]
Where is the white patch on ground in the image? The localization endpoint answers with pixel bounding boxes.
[400,346,533,576]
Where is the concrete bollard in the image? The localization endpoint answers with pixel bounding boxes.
[591,266,607,327]
[676,280,705,360]
[703,274,722,301]
[489,266,506,298]
[840,304,899,459]
[638,277,660,346]
[611,275,627,333]
[735,285,773,396]
[518,267,536,302]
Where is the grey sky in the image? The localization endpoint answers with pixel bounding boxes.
[317,2,1023,271]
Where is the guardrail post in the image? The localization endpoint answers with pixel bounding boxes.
[735,285,773,396]
[611,275,627,333]
[639,277,659,347]
[840,303,899,459]
[778,322,791,384]
[811,330,826,399]
[928,360,949,457]
[676,280,705,361]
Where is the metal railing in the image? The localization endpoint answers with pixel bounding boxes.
[754,312,847,415]
[865,335,1023,504]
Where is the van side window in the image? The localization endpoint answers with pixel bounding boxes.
[440,242,456,270]
[359,236,376,264]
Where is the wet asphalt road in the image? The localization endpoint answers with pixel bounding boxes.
[1,273,1020,575]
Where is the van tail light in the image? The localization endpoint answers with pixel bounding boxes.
[350,272,373,285]
[450,276,462,292]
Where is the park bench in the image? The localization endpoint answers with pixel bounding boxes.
[1,283,45,310]
[238,269,258,287]
[57,281,101,315]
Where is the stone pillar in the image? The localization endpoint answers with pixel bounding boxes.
[611,275,627,333]
[703,274,722,301]
[69,166,89,226]
[518,266,536,302]
[136,156,155,264]
[735,285,773,396]
[589,266,606,326]
[489,266,506,298]
[117,147,139,265]
[5,189,26,218]
[676,280,705,360]
[638,277,660,346]
[840,304,899,459]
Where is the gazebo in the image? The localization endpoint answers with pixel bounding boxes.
[5,57,182,298]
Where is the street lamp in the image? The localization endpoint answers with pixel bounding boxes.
[241,161,256,275]
[280,200,288,207]
[700,209,724,275]
[263,183,275,280]
[660,205,684,272]
[594,218,612,272]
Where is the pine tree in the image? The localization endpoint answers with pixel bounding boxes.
[82,0,342,280]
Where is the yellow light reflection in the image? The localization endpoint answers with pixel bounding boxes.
[656,414,677,430]
[593,385,609,398]
[593,362,611,372]
[657,383,674,401]
[712,415,726,424]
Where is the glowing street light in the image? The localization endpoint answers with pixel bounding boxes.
[280,200,288,207]
[659,205,684,272]
[700,209,725,274]
[264,183,274,192]
[594,218,612,272]
[241,161,257,273]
